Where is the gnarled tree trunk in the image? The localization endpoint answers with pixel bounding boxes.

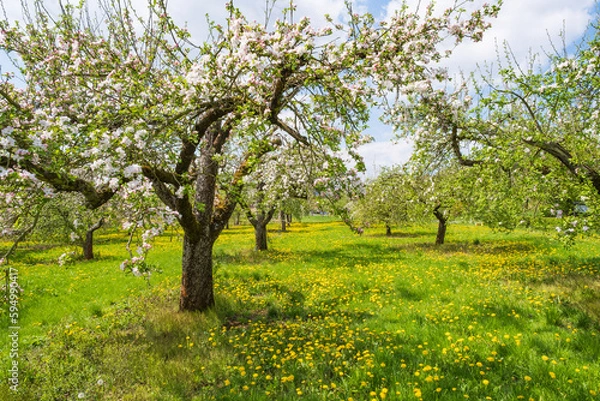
[147,125,239,312]
[248,208,276,251]
[83,217,104,260]
[433,205,447,245]
[254,220,268,250]
[179,232,215,311]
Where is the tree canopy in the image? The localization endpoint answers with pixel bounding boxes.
[0,0,499,311]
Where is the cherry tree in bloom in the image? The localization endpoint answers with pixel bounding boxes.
[0,0,499,311]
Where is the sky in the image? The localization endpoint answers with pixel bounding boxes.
[1,0,597,177]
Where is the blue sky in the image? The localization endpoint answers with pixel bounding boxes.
[1,0,597,176]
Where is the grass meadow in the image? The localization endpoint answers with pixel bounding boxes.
[1,218,600,400]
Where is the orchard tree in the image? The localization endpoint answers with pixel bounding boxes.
[389,14,600,239]
[354,167,410,236]
[403,163,470,245]
[0,0,499,311]
[33,193,107,260]
[239,139,313,251]
[364,162,469,244]
[313,157,366,233]
[278,197,307,231]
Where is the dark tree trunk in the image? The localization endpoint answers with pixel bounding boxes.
[234,211,241,226]
[280,210,287,232]
[433,205,447,245]
[435,219,447,245]
[83,217,104,260]
[286,213,292,224]
[250,209,275,251]
[179,232,215,311]
[385,224,392,236]
[255,221,268,251]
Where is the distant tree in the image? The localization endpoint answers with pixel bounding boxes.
[37,193,108,261]
[354,167,410,236]
[404,164,471,245]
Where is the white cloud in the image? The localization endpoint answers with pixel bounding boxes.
[160,0,349,41]
[357,138,413,178]
[444,0,596,75]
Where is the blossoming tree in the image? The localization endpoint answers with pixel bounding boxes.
[390,15,599,239]
[0,0,499,311]
[238,140,312,251]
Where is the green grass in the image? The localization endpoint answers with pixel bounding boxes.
[1,219,600,400]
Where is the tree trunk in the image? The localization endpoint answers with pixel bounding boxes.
[179,232,215,311]
[435,218,447,245]
[286,213,292,225]
[255,221,268,251]
[252,209,275,251]
[385,224,392,236]
[280,210,287,232]
[433,206,447,245]
[83,217,104,260]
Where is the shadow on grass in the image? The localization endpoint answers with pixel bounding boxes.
[390,240,537,256]
[216,239,537,269]
[368,230,433,239]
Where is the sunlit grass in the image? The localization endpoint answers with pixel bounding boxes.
[1,219,599,400]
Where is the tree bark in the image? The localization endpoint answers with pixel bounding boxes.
[179,232,215,311]
[433,205,447,245]
[255,221,269,251]
[280,210,287,232]
[83,217,104,260]
[250,209,275,251]
[385,224,392,236]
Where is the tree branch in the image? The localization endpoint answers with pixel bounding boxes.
[19,159,115,209]
[450,125,482,167]
[273,117,309,145]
